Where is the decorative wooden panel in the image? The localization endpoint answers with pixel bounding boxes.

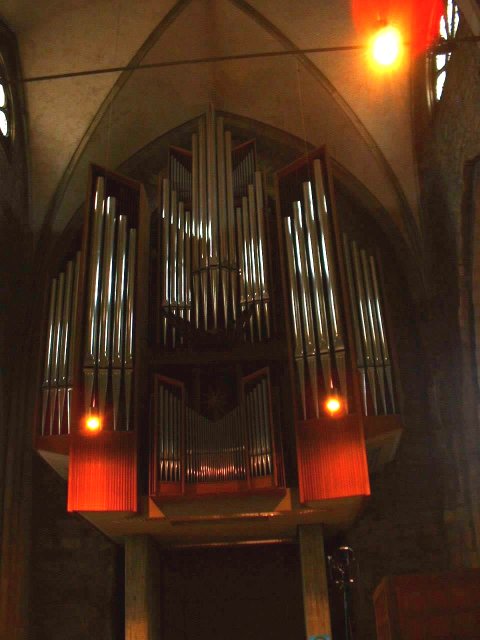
[296,416,370,503]
[67,431,136,512]
[374,571,480,640]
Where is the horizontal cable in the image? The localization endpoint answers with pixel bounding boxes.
[21,36,480,84]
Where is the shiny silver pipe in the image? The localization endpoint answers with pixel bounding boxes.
[225,131,238,321]
[284,216,307,420]
[207,105,218,266]
[66,252,81,434]
[369,255,395,411]
[343,234,367,414]
[255,172,270,337]
[185,211,192,322]
[112,216,127,430]
[217,118,230,327]
[50,272,65,433]
[84,176,105,366]
[293,201,319,419]
[58,260,74,434]
[161,178,170,344]
[312,160,343,349]
[191,132,200,328]
[217,116,228,263]
[198,118,209,330]
[236,206,247,316]
[351,241,377,414]
[248,184,262,340]
[42,278,57,435]
[242,196,255,340]
[177,203,185,323]
[169,191,178,346]
[361,250,387,413]
[124,228,136,430]
[303,182,331,391]
[98,197,116,413]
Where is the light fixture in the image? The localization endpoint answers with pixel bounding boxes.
[371,24,402,67]
[85,413,102,434]
[324,393,344,417]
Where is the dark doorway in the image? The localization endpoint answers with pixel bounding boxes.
[161,542,305,640]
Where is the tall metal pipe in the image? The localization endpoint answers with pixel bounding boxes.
[191,133,200,329]
[255,172,270,338]
[50,272,65,432]
[303,181,332,394]
[284,216,307,419]
[98,197,116,413]
[293,201,319,419]
[124,228,136,430]
[312,160,346,397]
[242,196,255,340]
[161,178,170,344]
[351,241,377,414]
[42,278,57,435]
[185,211,192,322]
[169,191,178,346]
[361,249,387,413]
[225,131,238,321]
[248,184,262,340]
[84,177,105,367]
[112,216,127,429]
[67,252,81,434]
[343,234,368,414]
[58,260,74,433]
[369,255,395,411]
[198,118,209,329]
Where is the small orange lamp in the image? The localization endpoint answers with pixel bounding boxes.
[84,413,102,434]
[324,393,345,418]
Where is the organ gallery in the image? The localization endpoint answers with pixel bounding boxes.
[2,1,480,639]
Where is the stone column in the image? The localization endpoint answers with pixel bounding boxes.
[125,535,161,640]
[299,524,332,639]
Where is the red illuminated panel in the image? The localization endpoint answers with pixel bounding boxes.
[67,431,136,512]
[296,415,370,503]
[351,0,443,56]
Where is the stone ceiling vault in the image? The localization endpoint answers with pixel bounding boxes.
[0,0,419,247]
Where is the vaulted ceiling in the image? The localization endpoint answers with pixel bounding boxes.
[0,0,431,247]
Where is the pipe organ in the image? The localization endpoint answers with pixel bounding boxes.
[36,112,402,516]
[151,369,279,496]
[41,252,81,436]
[83,176,137,431]
[156,107,270,347]
[343,238,396,416]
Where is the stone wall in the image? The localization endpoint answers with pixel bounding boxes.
[30,456,123,640]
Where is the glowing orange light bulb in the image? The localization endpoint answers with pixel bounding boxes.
[85,414,102,433]
[325,395,343,417]
[371,25,402,67]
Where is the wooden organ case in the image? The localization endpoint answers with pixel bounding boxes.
[35,109,402,527]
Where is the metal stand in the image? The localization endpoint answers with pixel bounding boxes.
[328,546,358,640]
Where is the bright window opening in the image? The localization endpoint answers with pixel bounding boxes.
[431,0,460,102]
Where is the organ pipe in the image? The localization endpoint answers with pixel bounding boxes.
[156,109,270,346]
[152,371,274,486]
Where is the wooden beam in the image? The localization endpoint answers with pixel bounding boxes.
[125,536,161,640]
[299,524,332,639]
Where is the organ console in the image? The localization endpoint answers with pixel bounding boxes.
[35,108,402,519]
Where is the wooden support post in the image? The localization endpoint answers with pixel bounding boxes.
[299,524,332,639]
[125,535,161,640]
